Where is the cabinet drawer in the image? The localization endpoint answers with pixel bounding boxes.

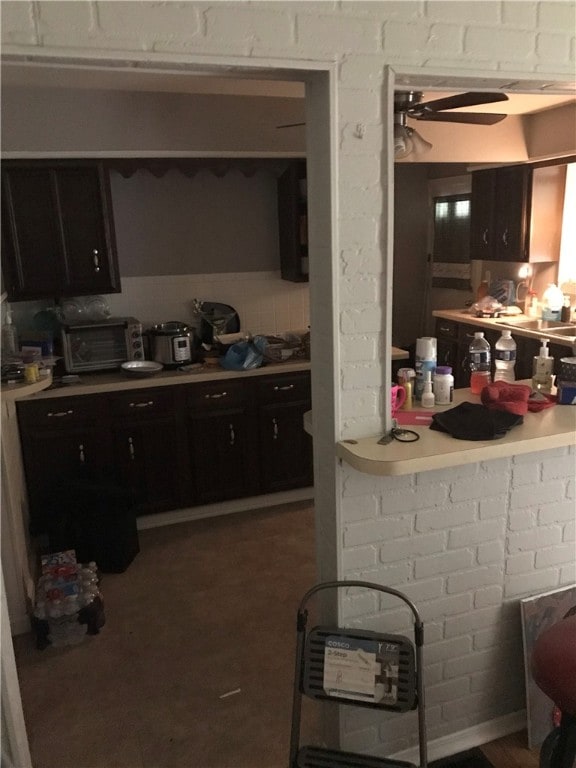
[256,373,311,404]
[435,319,459,339]
[186,379,250,411]
[17,395,107,430]
[109,387,175,419]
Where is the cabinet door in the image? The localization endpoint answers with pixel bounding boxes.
[112,418,182,514]
[184,379,258,505]
[493,166,530,261]
[17,395,112,535]
[277,160,309,282]
[256,373,313,492]
[109,388,184,514]
[187,409,259,504]
[56,164,120,294]
[1,162,120,300]
[1,166,67,299]
[470,170,496,261]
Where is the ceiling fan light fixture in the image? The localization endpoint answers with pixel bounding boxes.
[408,127,433,156]
[394,122,413,159]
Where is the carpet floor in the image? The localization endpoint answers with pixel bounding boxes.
[14,501,319,768]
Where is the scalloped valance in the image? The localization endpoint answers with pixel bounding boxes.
[104,157,295,179]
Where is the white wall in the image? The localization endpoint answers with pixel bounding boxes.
[2,0,575,758]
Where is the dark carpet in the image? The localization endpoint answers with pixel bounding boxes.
[429,747,495,768]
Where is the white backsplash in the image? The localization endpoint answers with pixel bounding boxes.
[104,271,310,335]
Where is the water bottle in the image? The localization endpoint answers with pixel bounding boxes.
[494,330,516,383]
[469,331,491,394]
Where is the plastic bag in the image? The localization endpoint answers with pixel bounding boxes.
[220,336,267,371]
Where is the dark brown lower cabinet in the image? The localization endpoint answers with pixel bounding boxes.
[256,374,313,493]
[184,379,259,505]
[17,370,313,534]
[16,395,112,536]
[109,388,184,515]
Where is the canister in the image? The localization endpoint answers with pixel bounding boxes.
[414,338,437,401]
[433,366,454,405]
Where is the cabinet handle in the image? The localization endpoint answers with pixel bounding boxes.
[482,229,489,245]
[502,229,509,247]
[205,392,227,399]
[128,436,135,460]
[438,325,452,335]
[93,249,100,272]
[229,423,235,446]
[47,409,74,418]
[273,384,294,391]
[79,443,85,463]
[129,400,154,408]
[272,417,278,440]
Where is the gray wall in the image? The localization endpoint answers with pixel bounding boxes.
[110,168,280,275]
[1,87,306,154]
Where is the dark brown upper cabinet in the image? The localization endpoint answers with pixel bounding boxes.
[1,161,120,301]
[470,163,566,263]
[277,160,309,282]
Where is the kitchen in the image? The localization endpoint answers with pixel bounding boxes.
[1,37,576,768]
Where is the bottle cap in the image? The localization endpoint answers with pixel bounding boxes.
[435,366,452,375]
[474,331,484,338]
[501,330,512,338]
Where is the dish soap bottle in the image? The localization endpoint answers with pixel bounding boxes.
[532,338,554,394]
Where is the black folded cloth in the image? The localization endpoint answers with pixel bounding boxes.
[430,402,523,441]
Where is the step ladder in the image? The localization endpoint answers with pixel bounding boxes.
[289,580,428,768]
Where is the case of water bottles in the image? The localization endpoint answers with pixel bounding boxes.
[32,550,105,650]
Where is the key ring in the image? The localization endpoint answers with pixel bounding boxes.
[377,426,420,445]
[391,427,419,442]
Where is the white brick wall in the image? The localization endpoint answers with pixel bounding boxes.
[1,0,575,759]
[341,446,575,754]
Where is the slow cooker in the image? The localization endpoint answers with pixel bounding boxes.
[149,322,195,367]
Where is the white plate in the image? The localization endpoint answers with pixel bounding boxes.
[121,361,163,377]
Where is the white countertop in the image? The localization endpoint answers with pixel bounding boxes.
[336,383,576,476]
[433,309,575,348]
[8,360,312,401]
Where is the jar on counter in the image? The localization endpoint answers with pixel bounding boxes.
[433,366,454,405]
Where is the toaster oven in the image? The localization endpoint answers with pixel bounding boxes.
[60,317,144,373]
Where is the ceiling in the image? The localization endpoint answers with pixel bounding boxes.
[2,62,575,114]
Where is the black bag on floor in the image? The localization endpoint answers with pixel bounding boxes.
[47,479,139,573]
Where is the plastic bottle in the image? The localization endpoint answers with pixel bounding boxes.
[421,371,435,408]
[1,309,19,357]
[433,366,454,405]
[469,331,491,394]
[542,284,563,321]
[494,330,517,383]
[561,295,571,323]
[532,338,554,394]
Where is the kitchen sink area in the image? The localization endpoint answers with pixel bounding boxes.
[495,318,576,338]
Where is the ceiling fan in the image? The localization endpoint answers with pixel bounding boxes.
[278,89,510,159]
[394,90,509,158]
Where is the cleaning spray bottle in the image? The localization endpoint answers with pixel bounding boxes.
[532,338,554,394]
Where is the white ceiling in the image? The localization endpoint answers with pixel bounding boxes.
[2,62,575,114]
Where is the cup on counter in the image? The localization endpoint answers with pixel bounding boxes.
[390,384,406,419]
[470,370,491,395]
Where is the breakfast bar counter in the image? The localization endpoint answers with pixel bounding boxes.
[337,384,576,476]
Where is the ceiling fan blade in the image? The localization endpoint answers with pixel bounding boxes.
[413,91,509,113]
[276,122,306,129]
[414,111,508,125]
